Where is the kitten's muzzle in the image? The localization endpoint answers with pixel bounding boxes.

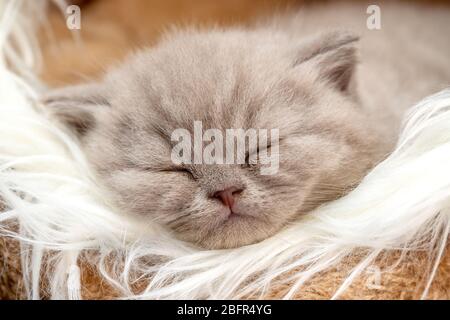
[212,186,244,212]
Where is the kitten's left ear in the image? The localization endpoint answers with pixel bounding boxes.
[42,82,110,136]
[294,30,359,93]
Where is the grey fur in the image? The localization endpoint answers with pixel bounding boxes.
[43,2,450,249]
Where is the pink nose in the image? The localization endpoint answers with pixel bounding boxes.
[213,187,243,209]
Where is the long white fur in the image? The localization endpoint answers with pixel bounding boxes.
[0,0,449,300]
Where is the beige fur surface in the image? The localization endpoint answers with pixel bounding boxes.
[1,236,448,299]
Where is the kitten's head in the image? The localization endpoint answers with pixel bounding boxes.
[44,30,388,249]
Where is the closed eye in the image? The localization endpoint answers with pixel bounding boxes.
[160,166,194,178]
[138,165,193,177]
[245,144,272,165]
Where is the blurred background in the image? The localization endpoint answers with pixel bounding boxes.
[39,0,449,86]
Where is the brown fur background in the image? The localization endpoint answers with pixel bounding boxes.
[40,0,450,86]
[40,0,301,86]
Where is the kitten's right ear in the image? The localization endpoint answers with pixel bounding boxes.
[42,83,109,136]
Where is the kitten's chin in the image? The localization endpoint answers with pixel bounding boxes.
[175,215,282,250]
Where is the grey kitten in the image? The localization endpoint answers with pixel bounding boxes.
[44,2,450,249]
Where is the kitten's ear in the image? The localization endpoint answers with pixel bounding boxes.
[42,83,109,136]
[294,31,359,92]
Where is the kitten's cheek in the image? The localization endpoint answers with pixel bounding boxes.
[231,202,254,217]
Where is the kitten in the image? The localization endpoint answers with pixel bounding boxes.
[43,2,450,249]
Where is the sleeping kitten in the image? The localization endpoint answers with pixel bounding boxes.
[43,2,450,249]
